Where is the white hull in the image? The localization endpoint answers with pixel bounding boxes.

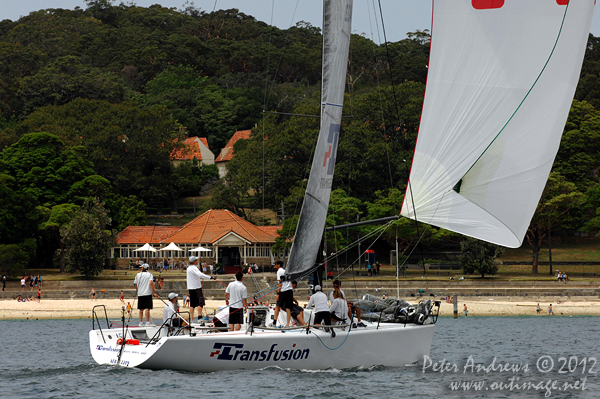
[90,317,435,372]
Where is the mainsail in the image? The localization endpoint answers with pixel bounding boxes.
[401,0,594,248]
[285,0,353,280]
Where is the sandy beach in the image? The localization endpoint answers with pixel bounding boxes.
[2,296,600,320]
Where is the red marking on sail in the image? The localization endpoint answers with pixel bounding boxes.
[323,146,332,167]
[210,350,220,357]
[556,0,569,4]
[472,0,504,9]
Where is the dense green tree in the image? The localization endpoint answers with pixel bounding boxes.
[324,189,363,253]
[459,238,503,278]
[0,240,35,277]
[1,133,97,207]
[39,204,80,273]
[575,34,600,108]
[0,132,116,268]
[61,198,114,278]
[553,100,600,190]
[272,215,299,257]
[15,100,181,207]
[106,195,147,231]
[0,173,39,245]
[387,30,430,85]
[17,56,129,117]
[336,83,424,200]
[526,172,584,274]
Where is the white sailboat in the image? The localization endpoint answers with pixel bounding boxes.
[89,0,594,371]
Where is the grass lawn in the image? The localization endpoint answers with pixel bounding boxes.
[500,236,600,262]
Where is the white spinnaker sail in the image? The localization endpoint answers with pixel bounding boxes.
[401,0,594,248]
[286,0,353,279]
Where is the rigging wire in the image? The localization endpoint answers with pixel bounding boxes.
[376,0,427,275]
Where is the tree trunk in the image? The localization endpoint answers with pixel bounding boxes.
[526,227,545,275]
[531,248,539,275]
[60,243,66,273]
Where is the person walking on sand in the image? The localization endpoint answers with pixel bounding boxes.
[463,304,468,316]
[90,287,97,301]
[2,275,6,291]
[120,290,125,304]
[548,304,554,315]
[536,303,541,315]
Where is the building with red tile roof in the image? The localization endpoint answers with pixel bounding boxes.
[112,209,281,268]
[215,130,251,177]
[170,136,214,165]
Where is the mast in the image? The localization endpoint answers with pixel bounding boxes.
[285,0,353,280]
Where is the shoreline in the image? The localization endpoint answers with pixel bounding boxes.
[1,297,600,320]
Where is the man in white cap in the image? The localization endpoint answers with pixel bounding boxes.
[163,292,187,329]
[186,255,215,323]
[305,285,335,337]
[134,262,159,326]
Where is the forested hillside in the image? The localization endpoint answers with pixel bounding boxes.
[1,0,599,275]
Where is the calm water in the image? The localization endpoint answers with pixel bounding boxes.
[1,316,598,398]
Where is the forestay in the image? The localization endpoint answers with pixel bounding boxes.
[286,0,353,279]
[401,0,595,248]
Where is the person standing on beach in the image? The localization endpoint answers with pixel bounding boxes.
[548,304,554,315]
[463,304,468,316]
[37,288,41,302]
[119,290,125,304]
[20,277,25,291]
[90,287,97,301]
[2,275,6,291]
[536,303,541,315]
[186,256,214,323]
[134,263,159,326]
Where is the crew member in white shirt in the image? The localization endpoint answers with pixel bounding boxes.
[186,255,215,323]
[273,260,293,327]
[163,292,188,330]
[306,285,335,337]
[134,262,159,326]
[225,271,248,331]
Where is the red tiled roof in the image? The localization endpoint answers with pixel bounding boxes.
[215,130,251,163]
[258,226,281,236]
[168,209,277,244]
[170,136,208,161]
[116,226,181,244]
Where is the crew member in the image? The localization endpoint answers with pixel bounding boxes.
[186,255,214,323]
[134,262,159,326]
[306,285,335,338]
[163,292,188,331]
[225,271,248,331]
[273,260,293,327]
